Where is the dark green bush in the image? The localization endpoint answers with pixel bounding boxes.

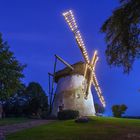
[57,110,79,120]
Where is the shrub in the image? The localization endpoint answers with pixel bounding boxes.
[57,110,79,120]
[112,104,128,118]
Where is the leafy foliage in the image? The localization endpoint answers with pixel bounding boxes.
[101,0,140,73]
[57,110,79,120]
[0,33,26,101]
[112,104,128,117]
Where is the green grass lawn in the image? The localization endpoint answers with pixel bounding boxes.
[6,117,140,140]
[0,117,30,126]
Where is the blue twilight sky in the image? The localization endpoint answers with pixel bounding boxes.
[0,0,140,116]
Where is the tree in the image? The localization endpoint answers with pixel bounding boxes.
[95,103,105,114]
[112,104,128,117]
[3,82,49,118]
[3,84,27,117]
[0,33,26,102]
[25,82,48,117]
[101,0,140,73]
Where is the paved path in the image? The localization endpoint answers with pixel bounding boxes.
[0,120,54,136]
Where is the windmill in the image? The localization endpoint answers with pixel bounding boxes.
[50,10,106,116]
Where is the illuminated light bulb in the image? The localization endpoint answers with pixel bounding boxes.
[69,10,72,13]
[95,50,98,54]
[83,48,86,51]
[62,12,67,16]
[65,17,68,20]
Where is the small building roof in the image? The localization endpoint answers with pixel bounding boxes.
[54,61,90,82]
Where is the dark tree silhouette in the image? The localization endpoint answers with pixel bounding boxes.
[4,84,27,117]
[101,0,140,73]
[0,33,25,102]
[4,83,49,118]
[25,82,48,117]
[112,104,128,117]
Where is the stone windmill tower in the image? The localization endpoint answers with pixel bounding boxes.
[50,10,106,116]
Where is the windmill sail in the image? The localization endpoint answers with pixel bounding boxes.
[63,10,90,64]
[90,51,106,107]
[92,72,106,107]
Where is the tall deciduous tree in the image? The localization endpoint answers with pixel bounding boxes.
[0,33,25,102]
[101,0,140,73]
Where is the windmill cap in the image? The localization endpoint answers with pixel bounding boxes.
[54,61,90,82]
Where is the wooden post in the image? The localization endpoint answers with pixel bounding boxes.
[49,57,57,113]
[55,55,74,70]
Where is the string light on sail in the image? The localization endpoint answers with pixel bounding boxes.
[63,10,90,64]
[92,72,106,107]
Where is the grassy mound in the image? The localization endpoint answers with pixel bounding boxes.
[7,117,140,140]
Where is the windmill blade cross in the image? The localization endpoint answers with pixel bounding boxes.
[63,10,106,108]
[85,51,99,98]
